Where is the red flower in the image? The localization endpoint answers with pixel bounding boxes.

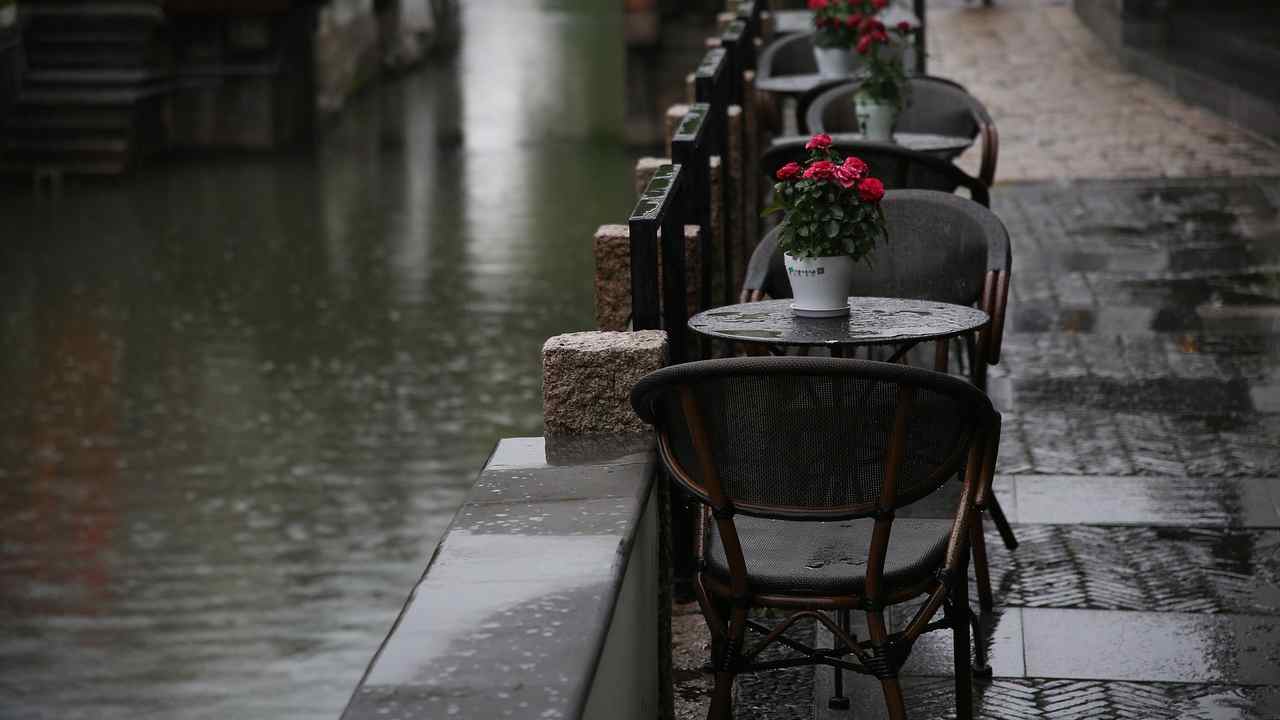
[859,16,876,33]
[872,29,889,43]
[843,13,861,28]
[802,160,837,180]
[871,0,888,8]
[897,20,912,33]
[857,177,885,202]
[842,156,868,179]
[856,34,872,54]
[834,165,860,189]
[807,0,828,10]
[805,133,833,150]
[775,161,803,181]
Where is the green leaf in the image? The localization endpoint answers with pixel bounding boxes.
[825,221,840,239]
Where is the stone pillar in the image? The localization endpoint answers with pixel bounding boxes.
[542,330,667,436]
[593,224,702,332]
[726,104,747,294]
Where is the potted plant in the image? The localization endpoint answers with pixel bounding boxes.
[851,3,912,140]
[809,0,864,77]
[763,134,888,317]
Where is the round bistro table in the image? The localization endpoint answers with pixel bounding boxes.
[687,296,989,361]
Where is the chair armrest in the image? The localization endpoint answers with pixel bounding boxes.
[977,122,999,189]
[984,269,1009,365]
[975,413,1001,510]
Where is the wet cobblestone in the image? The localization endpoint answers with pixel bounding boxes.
[675,172,1280,718]
[876,678,1280,719]
[929,0,1280,181]
[985,526,1280,614]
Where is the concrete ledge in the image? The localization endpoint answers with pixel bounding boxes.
[341,436,658,720]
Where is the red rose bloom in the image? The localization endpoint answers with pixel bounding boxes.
[834,165,860,189]
[859,16,876,33]
[872,29,889,43]
[775,161,802,181]
[802,160,837,180]
[807,0,828,10]
[805,133,833,150]
[871,0,888,8]
[843,13,860,28]
[857,177,885,202]
[897,20,912,33]
[856,34,872,54]
[842,156,868,179]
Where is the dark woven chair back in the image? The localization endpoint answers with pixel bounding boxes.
[757,31,819,78]
[805,76,986,141]
[631,357,991,520]
[761,137,989,207]
[748,189,1010,305]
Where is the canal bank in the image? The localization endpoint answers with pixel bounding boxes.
[0,2,651,717]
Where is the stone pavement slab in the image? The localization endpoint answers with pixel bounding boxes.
[927,0,1280,181]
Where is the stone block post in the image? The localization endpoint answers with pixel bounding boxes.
[542,330,667,436]
[593,224,702,332]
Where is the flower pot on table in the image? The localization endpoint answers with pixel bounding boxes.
[854,93,897,141]
[784,253,855,317]
[813,46,857,78]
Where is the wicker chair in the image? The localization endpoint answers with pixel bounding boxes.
[755,32,858,135]
[761,136,989,208]
[803,76,999,187]
[632,357,1000,720]
[741,190,1016,608]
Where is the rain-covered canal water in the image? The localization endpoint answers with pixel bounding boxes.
[0,3,637,718]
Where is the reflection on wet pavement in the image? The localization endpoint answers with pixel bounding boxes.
[0,2,632,718]
[795,176,1280,719]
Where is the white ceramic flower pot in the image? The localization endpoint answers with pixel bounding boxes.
[813,46,857,78]
[784,253,855,317]
[854,94,897,141]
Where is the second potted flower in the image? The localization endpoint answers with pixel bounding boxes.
[764,134,888,317]
[851,4,913,140]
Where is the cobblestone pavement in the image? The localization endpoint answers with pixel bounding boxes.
[926,0,1280,182]
[673,175,1280,719]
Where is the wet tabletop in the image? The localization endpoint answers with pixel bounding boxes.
[756,72,862,96]
[772,132,974,154]
[688,297,989,347]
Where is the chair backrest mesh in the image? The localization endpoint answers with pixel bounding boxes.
[757,190,1002,304]
[635,358,987,519]
[807,77,983,139]
[758,32,819,78]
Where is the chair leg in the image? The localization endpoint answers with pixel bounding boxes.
[950,569,975,720]
[829,609,851,710]
[970,515,994,613]
[878,677,908,720]
[707,604,747,720]
[708,671,736,720]
[986,494,1019,550]
[970,609,992,678]
[866,609,908,720]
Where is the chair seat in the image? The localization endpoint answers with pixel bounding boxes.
[706,516,952,596]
